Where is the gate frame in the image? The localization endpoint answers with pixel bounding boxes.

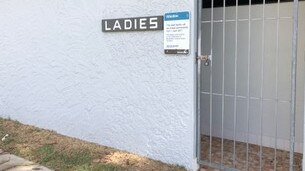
[195,0,202,162]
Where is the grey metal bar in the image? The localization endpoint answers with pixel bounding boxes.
[197,57,202,162]
[246,1,252,170]
[200,92,291,103]
[233,0,238,167]
[201,17,293,23]
[221,0,226,165]
[260,0,266,169]
[303,54,305,170]
[196,0,203,162]
[289,0,299,169]
[209,0,215,164]
[274,0,280,170]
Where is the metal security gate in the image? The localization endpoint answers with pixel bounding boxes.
[196,0,304,170]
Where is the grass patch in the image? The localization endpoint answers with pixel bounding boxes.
[0,117,186,171]
[33,144,93,170]
[76,163,125,171]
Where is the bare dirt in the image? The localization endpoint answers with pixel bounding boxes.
[200,135,303,171]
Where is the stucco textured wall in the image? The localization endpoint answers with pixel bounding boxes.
[0,0,196,169]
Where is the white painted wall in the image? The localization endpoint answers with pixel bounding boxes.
[0,0,197,169]
[200,2,305,153]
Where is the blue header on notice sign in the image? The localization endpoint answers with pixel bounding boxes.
[164,11,190,21]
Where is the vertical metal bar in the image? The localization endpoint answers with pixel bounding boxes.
[260,0,266,170]
[196,0,203,161]
[246,0,252,170]
[221,0,226,166]
[289,0,299,169]
[197,56,202,161]
[274,0,280,170]
[303,54,305,170]
[209,0,215,164]
[233,0,238,168]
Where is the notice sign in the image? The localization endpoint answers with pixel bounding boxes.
[164,11,190,55]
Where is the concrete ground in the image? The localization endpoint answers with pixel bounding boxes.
[0,149,51,171]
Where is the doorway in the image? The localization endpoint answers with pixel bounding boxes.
[196,0,304,170]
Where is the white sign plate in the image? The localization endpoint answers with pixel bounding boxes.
[164,11,190,55]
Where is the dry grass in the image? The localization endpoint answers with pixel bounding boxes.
[0,117,185,171]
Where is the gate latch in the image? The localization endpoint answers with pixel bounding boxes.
[197,55,212,66]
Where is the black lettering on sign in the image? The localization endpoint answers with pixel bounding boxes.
[102,16,163,32]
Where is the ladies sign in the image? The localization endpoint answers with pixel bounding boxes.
[102,16,163,32]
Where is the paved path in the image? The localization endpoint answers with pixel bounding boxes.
[0,149,52,171]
